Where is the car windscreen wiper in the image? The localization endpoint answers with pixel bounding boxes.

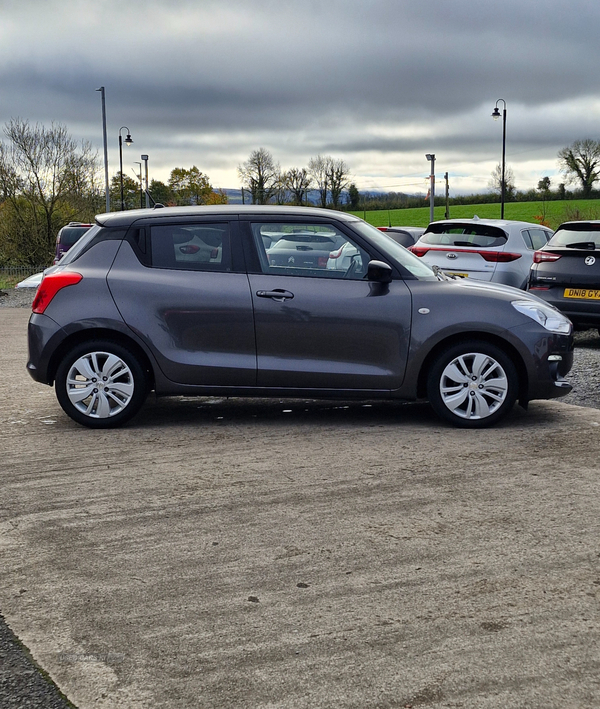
[564,241,597,250]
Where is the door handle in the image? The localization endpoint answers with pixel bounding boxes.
[256,289,294,302]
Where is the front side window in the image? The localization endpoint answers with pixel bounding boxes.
[150,223,231,271]
[251,222,369,279]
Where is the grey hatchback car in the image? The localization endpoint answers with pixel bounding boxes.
[27,205,574,429]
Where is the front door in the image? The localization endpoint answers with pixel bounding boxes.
[245,219,412,391]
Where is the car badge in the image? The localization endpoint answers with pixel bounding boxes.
[446,253,457,259]
[585,256,596,266]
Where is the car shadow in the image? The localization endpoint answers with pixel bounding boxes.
[130,395,543,431]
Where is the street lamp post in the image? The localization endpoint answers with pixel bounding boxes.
[425,154,435,223]
[141,154,149,208]
[95,87,110,212]
[118,126,133,211]
[492,99,507,219]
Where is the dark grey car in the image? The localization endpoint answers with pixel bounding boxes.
[27,205,574,429]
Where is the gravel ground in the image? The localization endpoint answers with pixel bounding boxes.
[0,285,598,708]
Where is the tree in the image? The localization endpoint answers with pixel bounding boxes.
[237,148,281,204]
[488,163,516,201]
[148,179,175,206]
[308,155,329,207]
[169,166,213,205]
[284,167,312,205]
[326,158,350,208]
[537,176,551,195]
[347,183,360,209]
[0,118,99,263]
[109,173,140,211]
[558,139,600,198]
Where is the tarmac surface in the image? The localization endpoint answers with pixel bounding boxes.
[1,305,600,708]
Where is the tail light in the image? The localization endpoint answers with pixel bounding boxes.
[32,272,82,314]
[479,251,521,263]
[329,247,344,260]
[179,244,200,254]
[318,257,329,268]
[533,251,562,263]
[408,245,520,262]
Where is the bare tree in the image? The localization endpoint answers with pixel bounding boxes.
[0,118,99,263]
[284,167,312,205]
[558,139,600,198]
[488,163,516,201]
[237,148,281,204]
[308,155,329,207]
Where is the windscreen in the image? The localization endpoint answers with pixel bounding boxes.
[420,222,507,248]
[351,221,437,280]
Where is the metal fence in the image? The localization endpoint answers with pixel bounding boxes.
[0,265,48,278]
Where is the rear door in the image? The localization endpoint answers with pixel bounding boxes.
[107,217,257,386]
[243,218,412,391]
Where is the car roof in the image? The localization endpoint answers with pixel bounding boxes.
[427,218,548,230]
[557,220,600,227]
[95,205,362,229]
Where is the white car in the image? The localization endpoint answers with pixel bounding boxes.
[409,217,553,289]
[326,241,363,273]
[15,272,44,289]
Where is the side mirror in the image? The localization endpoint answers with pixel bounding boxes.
[367,260,393,283]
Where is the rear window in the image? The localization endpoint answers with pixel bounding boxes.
[58,226,92,247]
[548,223,600,248]
[421,222,507,248]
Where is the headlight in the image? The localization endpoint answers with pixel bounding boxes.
[512,300,572,334]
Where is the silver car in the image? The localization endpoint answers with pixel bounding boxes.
[410,218,553,289]
[26,206,573,429]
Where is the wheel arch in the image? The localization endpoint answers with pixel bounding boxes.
[47,328,155,390]
[416,332,529,404]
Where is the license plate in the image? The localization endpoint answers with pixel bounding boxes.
[444,272,469,278]
[564,288,600,300]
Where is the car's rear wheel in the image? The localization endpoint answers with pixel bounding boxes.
[55,340,148,428]
[426,340,518,428]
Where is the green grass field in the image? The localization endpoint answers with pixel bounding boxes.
[351,199,600,230]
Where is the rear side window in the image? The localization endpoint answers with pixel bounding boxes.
[421,223,507,248]
[150,223,231,271]
[522,228,551,250]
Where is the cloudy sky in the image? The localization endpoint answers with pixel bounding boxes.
[2,0,599,197]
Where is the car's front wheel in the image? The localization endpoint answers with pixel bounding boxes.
[426,340,518,428]
[55,340,148,428]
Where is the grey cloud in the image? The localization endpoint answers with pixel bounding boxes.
[1,0,600,192]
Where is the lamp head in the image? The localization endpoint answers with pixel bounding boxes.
[492,107,501,120]
[124,133,133,146]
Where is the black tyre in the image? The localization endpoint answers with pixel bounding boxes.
[426,340,518,428]
[55,340,148,429]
